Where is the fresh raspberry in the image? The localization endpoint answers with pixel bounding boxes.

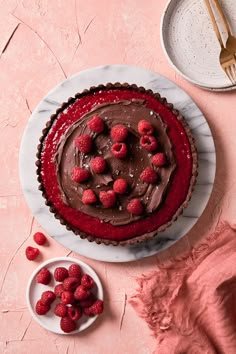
[138,120,154,135]
[54,267,69,282]
[68,305,82,321]
[54,284,64,298]
[74,134,92,153]
[151,152,167,167]
[111,125,128,142]
[61,291,75,305]
[25,246,40,261]
[36,268,51,285]
[41,290,56,306]
[99,190,116,208]
[54,303,68,317]
[140,167,158,183]
[81,274,95,290]
[33,232,47,245]
[63,277,80,292]
[87,115,105,134]
[111,143,127,159]
[74,285,90,300]
[80,293,96,308]
[35,300,50,315]
[71,167,90,183]
[113,178,128,194]
[82,189,97,205]
[83,307,93,317]
[140,135,158,152]
[60,316,77,333]
[89,299,104,315]
[90,157,106,174]
[68,264,82,280]
[127,198,144,215]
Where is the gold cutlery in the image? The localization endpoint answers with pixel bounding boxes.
[204,0,236,84]
[212,0,236,58]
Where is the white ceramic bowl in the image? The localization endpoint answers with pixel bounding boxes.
[26,257,104,335]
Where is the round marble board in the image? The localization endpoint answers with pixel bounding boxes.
[19,65,216,263]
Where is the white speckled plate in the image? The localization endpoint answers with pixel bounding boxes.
[26,257,103,334]
[161,0,236,91]
[19,65,216,262]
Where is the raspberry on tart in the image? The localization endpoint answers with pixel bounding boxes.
[140,167,158,184]
[87,115,105,133]
[140,135,158,152]
[82,189,97,205]
[110,124,128,142]
[74,134,92,153]
[99,190,116,208]
[90,157,106,174]
[138,120,154,135]
[111,142,127,159]
[71,167,90,183]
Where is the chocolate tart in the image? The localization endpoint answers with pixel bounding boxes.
[36,83,198,246]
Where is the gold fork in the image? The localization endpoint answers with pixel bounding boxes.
[204,0,236,84]
[212,0,236,58]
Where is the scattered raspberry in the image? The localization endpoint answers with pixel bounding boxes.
[60,316,77,333]
[41,290,56,306]
[140,135,158,152]
[99,190,116,208]
[90,157,106,174]
[138,120,154,135]
[127,198,144,215]
[54,267,69,282]
[140,167,158,183]
[82,189,97,205]
[151,152,167,167]
[61,291,75,305]
[68,305,82,321]
[87,115,105,134]
[111,125,128,142]
[63,277,80,292]
[33,232,47,245]
[89,299,104,315]
[113,178,128,194]
[25,246,40,261]
[80,293,96,308]
[35,300,50,315]
[36,268,51,285]
[74,134,92,153]
[71,167,90,183]
[54,284,64,298]
[81,274,95,290]
[111,143,127,159]
[68,264,81,280]
[74,285,90,300]
[54,303,68,317]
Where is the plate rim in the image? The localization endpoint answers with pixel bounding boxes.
[160,0,236,91]
[26,256,104,335]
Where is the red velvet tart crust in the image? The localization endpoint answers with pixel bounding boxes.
[36,83,198,246]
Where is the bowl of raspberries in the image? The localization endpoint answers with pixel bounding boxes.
[26,257,104,334]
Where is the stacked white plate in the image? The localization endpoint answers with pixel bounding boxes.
[160,0,236,91]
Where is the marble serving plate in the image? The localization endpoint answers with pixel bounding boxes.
[19,65,216,262]
[161,0,236,91]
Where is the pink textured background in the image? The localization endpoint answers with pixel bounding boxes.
[0,1,235,353]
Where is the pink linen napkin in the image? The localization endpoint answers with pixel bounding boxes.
[130,222,236,354]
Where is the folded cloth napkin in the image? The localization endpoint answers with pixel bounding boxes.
[130,222,236,354]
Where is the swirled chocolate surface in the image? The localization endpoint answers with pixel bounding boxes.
[55,99,176,226]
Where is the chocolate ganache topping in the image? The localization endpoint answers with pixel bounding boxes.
[55,99,176,226]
